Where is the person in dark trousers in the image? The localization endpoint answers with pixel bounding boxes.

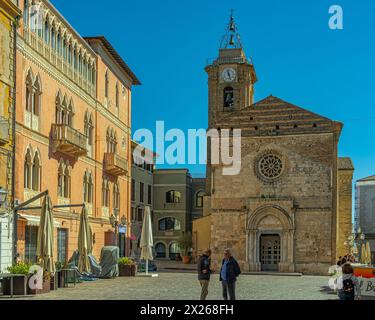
[338,263,361,300]
[220,248,241,300]
[197,249,212,300]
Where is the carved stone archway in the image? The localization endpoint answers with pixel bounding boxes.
[246,205,295,272]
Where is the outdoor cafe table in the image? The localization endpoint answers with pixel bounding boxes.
[0,273,28,297]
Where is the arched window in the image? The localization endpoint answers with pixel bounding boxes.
[83,171,94,204]
[166,190,181,203]
[195,190,205,208]
[56,92,74,126]
[58,160,71,198]
[92,66,96,85]
[33,76,41,116]
[25,70,33,112]
[224,87,234,108]
[158,217,181,231]
[24,0,29,27]
[43,20,49,44]
[32,151,41,191]
[113,183,120,210]
[51,27,55,49]
[102,177,110,208]
[105,70,109,98]
[57,33,61,55]
[84,111,94,156]
[57,162,64,197]
[73,48,77,70]
[24,149,32,189]
[115,82,119,108]
[106,127,117,153]
[155,243,166,258]
[64,166,70,198]
[169,242,180,260]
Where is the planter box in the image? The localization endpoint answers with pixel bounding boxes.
[119,264,136,276]
[2,276,28,296]
[50,274,58,291]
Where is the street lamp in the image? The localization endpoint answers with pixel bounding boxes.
[0,187,8,206]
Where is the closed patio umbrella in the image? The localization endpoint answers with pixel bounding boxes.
[36,195,56,275]
[78,206,93,274]
[140,206,153,275]
[365,242,372,265]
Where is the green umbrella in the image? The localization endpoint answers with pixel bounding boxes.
[78,206,93,273]
[36,195,56,275]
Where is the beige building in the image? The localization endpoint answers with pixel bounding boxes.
[194,15,353,275]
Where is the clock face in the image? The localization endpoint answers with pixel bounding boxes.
[222,68,236,82]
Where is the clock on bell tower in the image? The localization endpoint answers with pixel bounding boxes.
[205,13,257,129]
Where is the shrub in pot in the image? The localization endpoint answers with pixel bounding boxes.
[2,262,31,295]
[118,257,136,276]
[178,232,192,264]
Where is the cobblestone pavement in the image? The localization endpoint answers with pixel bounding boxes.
[6,272,336,300]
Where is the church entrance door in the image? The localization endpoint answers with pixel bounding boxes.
[260,234,281,271]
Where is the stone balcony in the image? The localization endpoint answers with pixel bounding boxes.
[51,123,88,157]
[0,117,10,145]
[103,152,128,176]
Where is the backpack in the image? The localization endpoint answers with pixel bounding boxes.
[342,277,355,293]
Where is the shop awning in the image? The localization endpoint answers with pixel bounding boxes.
[18,213,61,227]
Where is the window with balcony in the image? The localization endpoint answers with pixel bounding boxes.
[166,190,181,203]
[106,127,117,154]
[57,160,71,199]
[56,91,74,126]
[158,217,181,231]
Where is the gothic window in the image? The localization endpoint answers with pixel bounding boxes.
[58,160,71,198]
[106,128,117,153]
[84,111,94,155]
[24,149,32,189]
[43,20,49,44]
[83,171,94,204]
[57,33,61,55]
[105,70,109,98]
[195,190,205,208]
[102,177,110,208]
[56,92,74,126]
[24,0,29,27]
[51,28,55,49]
[113,183,120,210]
[166,190,181,203]
[223,87,234,108]
[32,76,41,116]
[115,82,119,108]
[32,151,41,191]
[25,71,33,112]
[57,162,64,197]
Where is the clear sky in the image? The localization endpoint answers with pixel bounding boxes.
[52,0,375,181]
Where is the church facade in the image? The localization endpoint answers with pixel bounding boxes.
[195,15,354,275]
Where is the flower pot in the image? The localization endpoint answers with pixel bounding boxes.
[2,276,28,295]
[119,264,136,276]
[182,256,190,264]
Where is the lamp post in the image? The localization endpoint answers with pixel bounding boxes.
[109,209,127,254]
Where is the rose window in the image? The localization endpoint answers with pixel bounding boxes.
[258,154,283,179]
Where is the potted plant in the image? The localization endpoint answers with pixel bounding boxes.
[178,232,193,264]
[118,257,136,276]
[2,262,31,295]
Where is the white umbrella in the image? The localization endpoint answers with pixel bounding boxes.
[36,195,56,275]
[140,206,153,275]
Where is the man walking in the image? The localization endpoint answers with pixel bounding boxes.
[197,249,212,300]
[220,248,241,300]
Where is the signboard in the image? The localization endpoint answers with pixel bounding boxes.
[118,226,127,234]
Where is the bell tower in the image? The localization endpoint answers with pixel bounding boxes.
[205,12,257,129]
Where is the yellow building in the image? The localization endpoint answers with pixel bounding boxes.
[0,0,20,272]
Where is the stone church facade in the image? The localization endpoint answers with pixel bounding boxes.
[197,15,354,275]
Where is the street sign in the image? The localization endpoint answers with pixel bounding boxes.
[118,226,127,234]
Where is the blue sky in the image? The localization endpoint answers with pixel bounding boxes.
[52,0,375,181]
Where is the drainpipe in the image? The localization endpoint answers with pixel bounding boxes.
[12,16,19,264]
